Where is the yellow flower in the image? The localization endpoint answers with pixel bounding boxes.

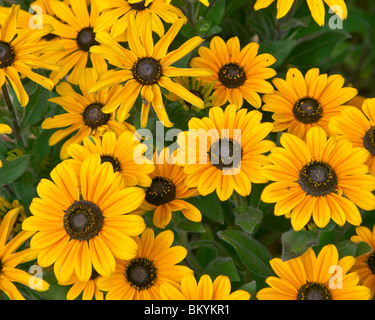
[40,0,110,85]
[89,13,212,127]
[96,0,185,38]
[0,124,12,167]
[351,226,375,299]
[41,68,134,159]
[22,155,146,283]
[97,228,193,299]
[0,208,49,300]
[160,274,250,300]
[257,244,371,300]
[253,0,348,26]
[139,148,201,229]
[176,105,275,201]
[262,68,358,140]
[329,98,375,176]
[67,131,155,187]
[0,4,59,106]
[166,0,210,6]
[57,269,104,300]
[190,36,276,109]
[166,76,216,111]
[261,126,375,231]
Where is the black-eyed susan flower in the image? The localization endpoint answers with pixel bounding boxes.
[41,68,134,159]
[0,207,49,300]
[262,68,358,139]
[329,98,375,175]
[67,131,154,187]
[89,13,212,127]
[97,228,193,300]
[0,197,27,234]
[253,0,348,26]
[96,0,185,39]
[138,147,201,229]
[22,155,146,283]
[0,124,12,167]
[351,225,375,299]
[0,4,59,106]
[57,269,104,300]
[160,274,250,300]
[40,0,110,85]
[257,244,371,300]
[166,76,216,111]
[176,104,275,201]
[261,126,375,231]
[190,36,276,109]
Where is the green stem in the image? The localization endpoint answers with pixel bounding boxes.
[1,84,25,149]
[186,0,197,25]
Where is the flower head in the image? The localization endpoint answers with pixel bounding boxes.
[0,208,49,299]
[89,13,212,127]
[262,68,358,140]
[22,155,146,283]
[329,98,375,175]
[177,104,275,201]
[253,0,348,26]
[0,4,59,106]
[257,244,371,300]
[351,226,375,299]
[160,274,250,300]
[97,228,193,299]
[190,36,276,109]
[139,147,201,229]
[261,126,375,231]
[41,68,134,159]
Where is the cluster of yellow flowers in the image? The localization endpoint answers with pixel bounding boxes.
[0,0,375,301]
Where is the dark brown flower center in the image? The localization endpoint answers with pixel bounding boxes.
[297,282,332,300]
[184,90,204,109]
[125,258,157,291]
[218,63,246,89]
[368,252,375,274]
[101,155,122,173]
[363,126,375,156]
[82,102,111,130]
[298,160,337,197]
[132,57,162,85]
[63,200,104,241]
[293,97,323,124]
[76,27,99,52]
[0,41,15,69]
[145,176,176,206]
[129,0,149,11]
[209,138,242,170]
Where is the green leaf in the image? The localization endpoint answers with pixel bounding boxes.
[234,206,263,234]
[204,257,240,282]
[187,192,224,223]
[205,0,226,26]
[0,155,30,187]
[239,281,257,300]
[258,40,296,68]
[336,240,372,258]
[217,229,273,278]
[281,228,320,261]
[284,30,350,69]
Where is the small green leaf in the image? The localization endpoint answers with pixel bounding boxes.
[281,228,320,261]
[204,257,240,282]
[187,193,224,223]
[234,206,263,234]
[0,155,30,187]
[205,0,226,26]
[217,229,273,278]
[336,240,372,258]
